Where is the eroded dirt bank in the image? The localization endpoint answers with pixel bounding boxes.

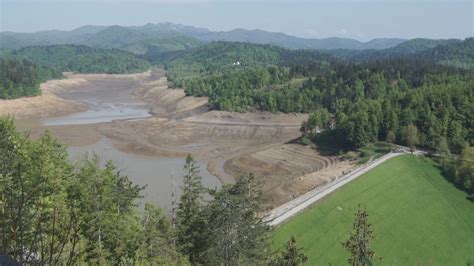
[3,69,355,208]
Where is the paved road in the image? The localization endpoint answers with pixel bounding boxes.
[267,151,404,226]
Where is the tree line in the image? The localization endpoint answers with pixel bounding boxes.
[0,58,61,99]
[0,44,151,99]
[300,61,472,150]
[7,44,151,74]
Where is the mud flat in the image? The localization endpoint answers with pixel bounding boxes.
[3,69,355,209]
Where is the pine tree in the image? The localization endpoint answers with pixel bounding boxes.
[176,154,206,263]
[342,206,379,266]
[138,202,187,264]
[202,173,271,265]
[271,235,308,266]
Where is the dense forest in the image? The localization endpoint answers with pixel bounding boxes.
[326,38,474,68]
[167,54,472,153]
[297,59,473,150]
[161,42,473,193]
[0,58,61,99]
[153,41,331,80]
[3,44,151,74]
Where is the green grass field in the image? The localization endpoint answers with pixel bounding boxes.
[273,155,474,265]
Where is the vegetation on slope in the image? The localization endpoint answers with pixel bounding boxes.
[0,24,202,54]
[0,58,61,99]
[4,44,151,74]
[81,25,201,54]
[327,38,473,68]
[0,23,404,52]
[167,46,473,154]
[421,37,474,69]
[154,41,331,78]
[303,64,473,151]
[157,42,283,78]
[273,155,474,265]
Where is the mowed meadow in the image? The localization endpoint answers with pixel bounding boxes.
[273,155,474,265]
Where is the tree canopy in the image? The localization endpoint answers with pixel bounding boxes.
[0,58,61,99]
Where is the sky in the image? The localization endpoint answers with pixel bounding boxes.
[0,0,472,41]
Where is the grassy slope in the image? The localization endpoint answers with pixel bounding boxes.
[273,155,474,265]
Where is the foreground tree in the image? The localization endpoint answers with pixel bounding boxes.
[176,154,207,263]
[271,235,308,266]
[137,202,187,264]
[202,173,271,265]
[342,206,378,266]
[0,118,79,264]
[0,118,188,264]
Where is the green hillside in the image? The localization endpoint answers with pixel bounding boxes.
[158,41,330,80]
[80,25,201,54]
[422,37,474,69]
[0,58,61,99]
[273,155,474,265]
[8,44,150,74]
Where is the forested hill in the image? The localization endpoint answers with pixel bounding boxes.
[4,44,151,74]
[79,25,202,54]
[419,37,474,69]
[166,42,473,159]
[326,38,473,67]
[0,25,202,55]
[0,58,62,99]
[0,23,405,52]
[0,44,150,99]
[155,42,332,83]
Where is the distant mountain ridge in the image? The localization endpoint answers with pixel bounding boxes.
[1,22,407,52]
[183,27,405,50]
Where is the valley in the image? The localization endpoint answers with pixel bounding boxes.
[3,68,355,209]
[1,7,472,263]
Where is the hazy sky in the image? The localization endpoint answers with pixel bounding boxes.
[1,0,472,41]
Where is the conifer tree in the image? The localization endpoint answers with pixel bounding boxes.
[176,154,206,263]
[342,206,379,266]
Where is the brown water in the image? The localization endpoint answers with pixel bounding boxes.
[20,76,221,210]
[69,139,220,210]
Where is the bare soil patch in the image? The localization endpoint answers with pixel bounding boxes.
[224,144,354,208]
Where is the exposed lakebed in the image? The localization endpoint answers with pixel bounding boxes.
[17,74,221,210]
